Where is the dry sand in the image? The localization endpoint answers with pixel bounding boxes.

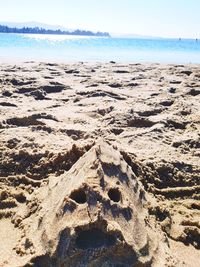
[0,61,199,266]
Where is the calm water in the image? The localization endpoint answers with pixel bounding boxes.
[0,33,200,63]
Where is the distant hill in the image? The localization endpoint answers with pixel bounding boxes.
[0,22,110,37]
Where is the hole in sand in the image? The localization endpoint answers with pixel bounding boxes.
[108,188,121,202]
[76,229,116,249]
[16,194,26,203]
[70,189,87,204]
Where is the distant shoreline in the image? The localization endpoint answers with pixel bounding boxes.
[0,24,110,37]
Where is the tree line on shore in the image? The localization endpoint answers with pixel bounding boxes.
[0,25,110,37]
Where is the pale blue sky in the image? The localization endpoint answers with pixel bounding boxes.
[0,0,200,38]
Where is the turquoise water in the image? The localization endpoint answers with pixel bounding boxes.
[0,33,200,63]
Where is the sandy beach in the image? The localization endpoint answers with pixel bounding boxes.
[0,61,199,266]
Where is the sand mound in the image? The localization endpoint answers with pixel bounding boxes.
[3,140,168,267]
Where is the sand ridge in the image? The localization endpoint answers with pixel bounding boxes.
[0,62,199,266]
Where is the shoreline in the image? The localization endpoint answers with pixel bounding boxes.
[0,58,200,65]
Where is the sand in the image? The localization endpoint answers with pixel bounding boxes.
[0,61,199,266]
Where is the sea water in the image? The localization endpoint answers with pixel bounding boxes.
[0,33,200,63]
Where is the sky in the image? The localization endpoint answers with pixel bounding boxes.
[0,0,200,38]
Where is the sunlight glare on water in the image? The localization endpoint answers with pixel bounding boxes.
[25,34,98,41]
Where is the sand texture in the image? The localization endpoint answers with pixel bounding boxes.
[0,62,199,267]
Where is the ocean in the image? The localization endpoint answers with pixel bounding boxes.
[0,33,200,63]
